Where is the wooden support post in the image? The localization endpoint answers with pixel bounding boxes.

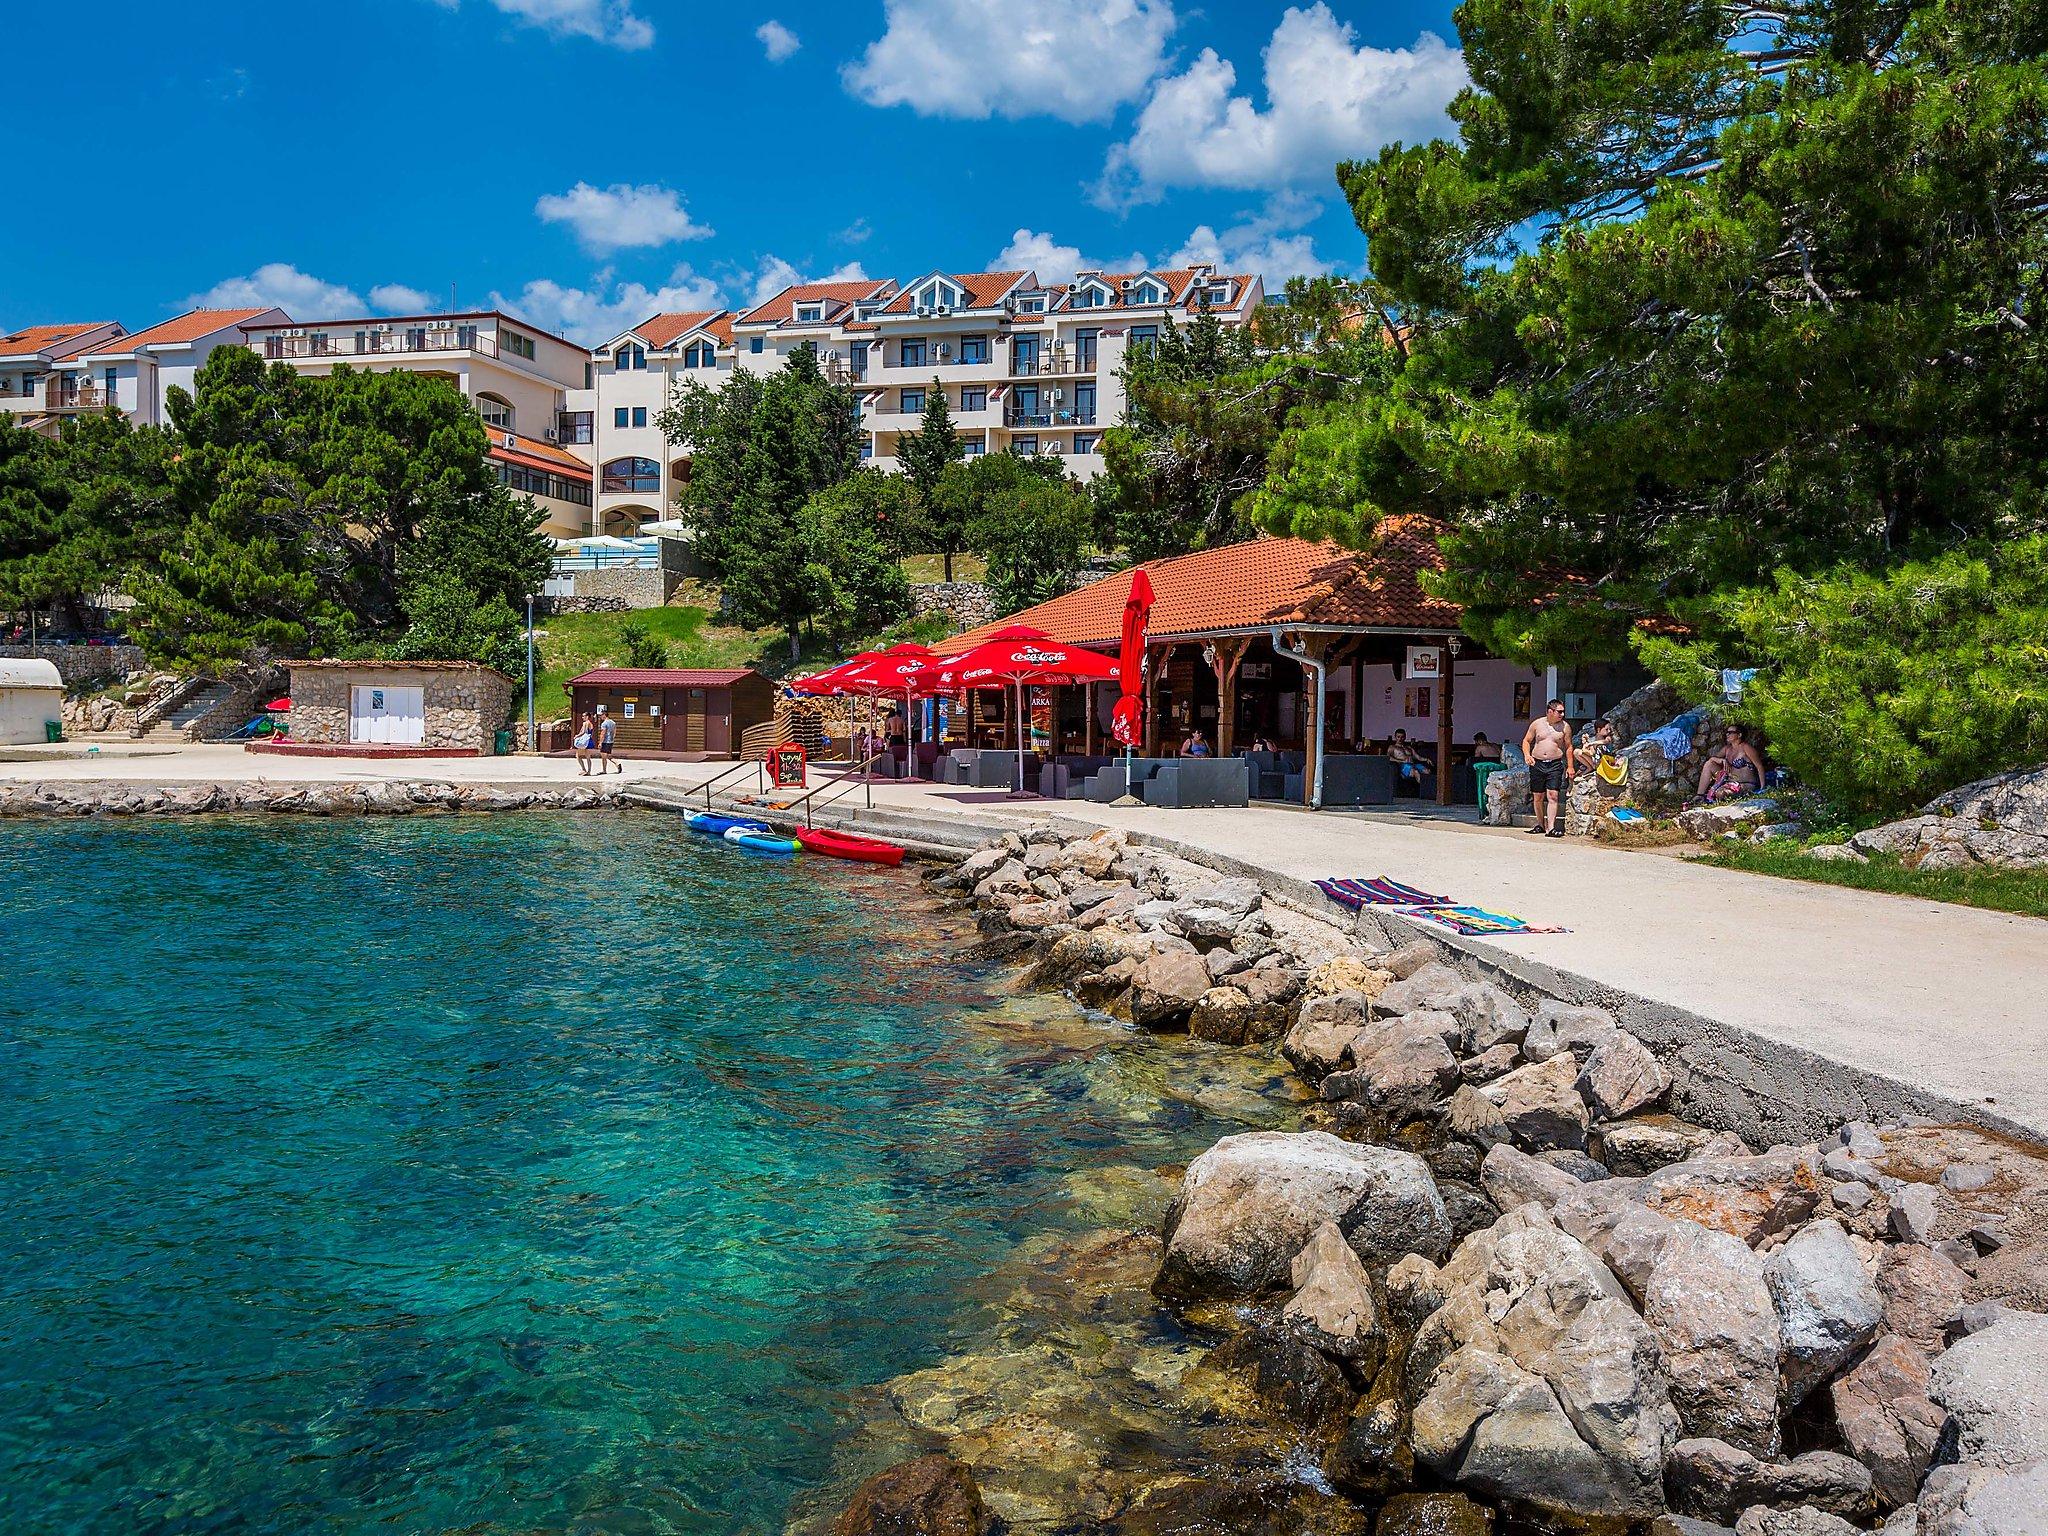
[1083,682,1098,756]
[1436,639,1457,806]
[1204,636,1248,759]
[1144,644,1168,757]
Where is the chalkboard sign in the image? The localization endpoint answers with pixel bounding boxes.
[769,743,806,789]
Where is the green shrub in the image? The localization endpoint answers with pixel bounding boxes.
[619,621,671,670]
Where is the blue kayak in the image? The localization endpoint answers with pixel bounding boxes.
[686,811,767,837]
[724,826,799,857]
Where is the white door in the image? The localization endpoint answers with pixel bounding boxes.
[349,685,425,745]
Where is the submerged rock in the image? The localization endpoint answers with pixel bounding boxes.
[1375,1491,1494,1536]
[1156,1131,1450,1301]
[829,1454,986,1536]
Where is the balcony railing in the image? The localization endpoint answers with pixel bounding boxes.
[1009,349,1093,377]
[1004,407,1097,428]
[44,382,118,410]
[258,327,492,362]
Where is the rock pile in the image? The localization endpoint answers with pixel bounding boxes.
[1810,763,2048,871]
[0,780,622,817]
[923,821,2048,1535]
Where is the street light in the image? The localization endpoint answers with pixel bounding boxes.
[525,593,536,754]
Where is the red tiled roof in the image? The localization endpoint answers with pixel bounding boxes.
[0,322,120,358]
[487,429,592,477]
[881,271,1028,314]
[738,280,896,327]
[635,310,731,349]
[938,517,1460,653]
[1063,268,1256,313]
[105,308,276,351]
[568,668,761,687]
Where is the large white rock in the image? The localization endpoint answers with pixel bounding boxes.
[1916,1460,2048,1536]
[1764,1219,1883,1405]
[1155,1130,1450,1301]
[1927,1314,2048,1471]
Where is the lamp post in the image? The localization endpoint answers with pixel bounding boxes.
[525,593,536,755]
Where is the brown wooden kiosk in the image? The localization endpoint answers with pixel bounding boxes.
[935,518,1636,808]
[566,667,776,759]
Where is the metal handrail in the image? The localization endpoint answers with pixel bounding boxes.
[695,757,766,808]
[779,750,890,827]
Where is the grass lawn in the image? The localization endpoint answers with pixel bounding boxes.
[1700,841,2048,921]
[900,552,987,584]
[518,601,959,721]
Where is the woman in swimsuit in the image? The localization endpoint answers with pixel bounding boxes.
[1692,724,1766,803]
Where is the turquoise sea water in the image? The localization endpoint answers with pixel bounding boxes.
[0,813,1263,1534]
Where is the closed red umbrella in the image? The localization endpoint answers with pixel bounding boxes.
[1111,568,1154,749]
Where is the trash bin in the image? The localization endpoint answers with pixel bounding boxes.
[494,727,514,756]
[44,720,63,744]
[1472,759,1502,808]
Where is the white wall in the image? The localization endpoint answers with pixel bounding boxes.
[1348,659,1545,747]
[0,686,63,744]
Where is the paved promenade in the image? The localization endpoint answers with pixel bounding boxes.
[10,744,2043,1139]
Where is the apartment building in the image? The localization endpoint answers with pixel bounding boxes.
[577,309,734,535]
[1,321,129,425]
[242,309,598,537]
[0,311,291,432]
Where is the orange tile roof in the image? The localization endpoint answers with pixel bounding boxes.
[1062,268,1256,313]
[0,322,120,359]
[737,280,897,327]
[488,428,593,477]
[938,517,1460,653]
[634,310,731,349]
[881,271,1028,314]
[104,308,276,351]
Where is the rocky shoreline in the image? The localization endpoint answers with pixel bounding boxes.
[820,822,2048,1536]
[0,779,624,817]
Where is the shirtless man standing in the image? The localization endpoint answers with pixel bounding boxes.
[1520,699,1573,837]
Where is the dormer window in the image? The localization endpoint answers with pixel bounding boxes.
[1018,295,1046,314]
[616,342,646,371]
[1129,279,1166,305]
[681,341,718,368]
[795,304,824,324]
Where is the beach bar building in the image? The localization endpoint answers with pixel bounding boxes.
[280,660,516,755]
[938,518,1581,808]
[566,668,775,759]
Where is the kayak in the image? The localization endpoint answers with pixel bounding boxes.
[724,826,800,857]
[686,810,766,837]
[794,827,907,867]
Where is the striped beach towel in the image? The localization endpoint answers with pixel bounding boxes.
[1411,905,1570,937]
[1314,877,1453,910]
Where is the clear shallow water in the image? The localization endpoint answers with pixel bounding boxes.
[0,813,1269,1534]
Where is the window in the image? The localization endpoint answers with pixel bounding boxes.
[750,336,764,354]
[900,389,925,415]
[614,407,630,428]
[1075,328,1099,368]
[1011,435,1039,456]
[1074,434,1098,455]
[960,387,987,412]
[1128,325,1159,353]
[478,396,513,430]
[615,342,645,371]
[1019,296,1046,313]
[584,362,594,389]
[1072,288,1101,308]
[682,341,717,368]
[900,338,927,368]
[104,368,118,395]
[960,335,988,365]
[796,304,824,323]
[633,407,648,428]
[556,412,594,444]
[601,456,661,493]
[503,330,537,361]
[497,463,593,507]
[860,440,873,460]
[962,436,985,456]
[1130,281,1165,305]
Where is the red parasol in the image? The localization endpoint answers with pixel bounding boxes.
[833,643,940,776]
[1110,568,1154,749]
[932,633,1120,791]
[264,697,292,713]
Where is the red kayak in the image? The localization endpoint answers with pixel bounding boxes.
[794,827,907,867]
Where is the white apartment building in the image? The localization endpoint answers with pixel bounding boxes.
[0,311,291,432]
[242,309,598,537]
[576,310,734,535]
[1,321,129,425]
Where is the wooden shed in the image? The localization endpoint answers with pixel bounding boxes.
[566,667,776,760]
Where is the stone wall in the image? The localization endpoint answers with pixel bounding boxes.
[0,643,148,686]
[910,582,996,631]
[288,666,515,754]
[539,594,631,615]
[573,567,677,609]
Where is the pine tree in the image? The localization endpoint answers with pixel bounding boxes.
[895,376,963,574]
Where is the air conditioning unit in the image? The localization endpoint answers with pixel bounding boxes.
[285,328,306,337]
[544,428,559,443]
[937,343,952,360]
[1050,389,1063,403]
[935,305,951,316]
[915,305,933,317]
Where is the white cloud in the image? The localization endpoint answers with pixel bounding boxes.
[535,182,714,255]
[1165,195,1336,285]
[756,19,800,61]
[188,263,366,316]
[845,0,1176,124]
[992,228,1145,289]
[1100,3,1466,205]
[369,283,434,314]
[743,257,870,310]
[435,0,653,49]
[491,265,725,344]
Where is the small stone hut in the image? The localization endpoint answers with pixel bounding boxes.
[284,661,516,754]
[0,657,64,744]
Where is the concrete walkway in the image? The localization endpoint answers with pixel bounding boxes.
[9,744,2043,1140]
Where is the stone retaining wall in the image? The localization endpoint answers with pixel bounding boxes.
[0,780,621,817]
[910,582,995,631]
[288,665,514,754]
[0,643,148,686]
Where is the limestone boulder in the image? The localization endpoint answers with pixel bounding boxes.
[1602,1117,1731,1176]
[1731,1509,1861,1536]
[1578,1031,1674,1120]
[830,1454,986,1536]
[1447,1086,1514,1153]
[1446,980,1531,1055]
[1478,1054,1592,1152]
[1880,1243,1970,1348]
[1126,948,1214,1030]
[1187,986,1258,1046]
[1282,990,1372,1080]
[1665,1437,1873,1523]
[1305,955,1392,1001]
[1523,1000,1621,1063]
[1380,938,1445,979]
[1626,1145,1826,1246]
[1763,1219,1883,1405]
[1831,1334,1944,1509]
[1155,1131,1450,1301]
[1377,961,1467,1017]
[1282,1221,1386,1373]
[1926,1314,2048,1471]
[1320,1017,1462,1122]
[1916,1461,2048,1536]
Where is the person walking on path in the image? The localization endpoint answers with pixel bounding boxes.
[573,712,595,775]
[1521,699,1574,836]
[595,706,621,774]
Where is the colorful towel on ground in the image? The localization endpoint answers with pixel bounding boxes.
[1411,905,1570,937]
[1314,877,1452,909]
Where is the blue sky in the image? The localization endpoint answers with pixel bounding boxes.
[9,0,1465,344]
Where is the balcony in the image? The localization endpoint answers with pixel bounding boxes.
[1008,347,1094,378]
[44,382,118,411]
[1004,407,1096,429]
[258,326,495,362]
